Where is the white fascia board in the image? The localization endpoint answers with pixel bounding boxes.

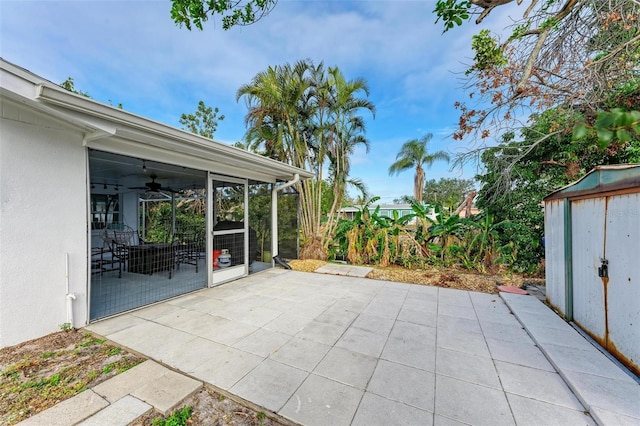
[0,88,99,134]
[35,85,314,182]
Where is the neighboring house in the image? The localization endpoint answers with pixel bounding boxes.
[338,204,435,223]
[0,59,313,348]
[338,202,480,222]
[544,165,640,376]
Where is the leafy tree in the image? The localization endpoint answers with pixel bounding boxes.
[180,100,225,139]
[440,0,640,176]
[171,0,276,30]
[60,77,90,97]
[423,177,476,210]
[388,134,450,204]
[476,106,640,273]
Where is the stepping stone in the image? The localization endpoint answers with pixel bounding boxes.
[498,285,528,295]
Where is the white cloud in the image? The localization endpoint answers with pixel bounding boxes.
[1,0,523,199]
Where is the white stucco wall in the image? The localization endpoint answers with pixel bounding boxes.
[1,99,89,347]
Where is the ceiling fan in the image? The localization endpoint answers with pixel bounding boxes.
[129,174,179,193]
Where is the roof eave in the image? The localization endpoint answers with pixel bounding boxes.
[34,84,314,181]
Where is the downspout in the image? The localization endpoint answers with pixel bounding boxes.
[65,253,77,328]
[271,173,300,268]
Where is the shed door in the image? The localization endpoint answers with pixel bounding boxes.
[603,193,640,371]
[571,198,607,340]
[571,193,640,374]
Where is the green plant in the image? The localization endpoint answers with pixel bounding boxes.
[105,347,122,356]
[153,405,193,426]
[59,323,72,332]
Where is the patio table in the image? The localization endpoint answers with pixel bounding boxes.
[128,243,174,276]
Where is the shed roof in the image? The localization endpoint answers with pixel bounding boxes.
[544,164,640,201]
[0,58,314,183]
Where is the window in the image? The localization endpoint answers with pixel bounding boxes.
[91,194,120,229]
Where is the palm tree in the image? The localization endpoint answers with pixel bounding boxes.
[237,60,375,258]
[388,134,450,203]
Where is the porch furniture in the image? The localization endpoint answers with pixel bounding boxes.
[128,243,175,278]
[175,231,203,273]
[103,228,144,278]
[91,247,121,276]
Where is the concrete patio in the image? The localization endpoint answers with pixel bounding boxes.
[85,268,639,425]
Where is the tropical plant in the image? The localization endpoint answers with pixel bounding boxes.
[424,206,466,265]
[237,60,374,258]
[388,134,450,203]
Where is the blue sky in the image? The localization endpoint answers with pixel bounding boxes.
[0,1,518,203]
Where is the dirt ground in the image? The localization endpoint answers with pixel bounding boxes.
[0,330,286,426]
[1,264,543,425]
[289,259,545,294]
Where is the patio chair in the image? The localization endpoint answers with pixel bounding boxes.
[103,227,143,277]
[174,230,202,273]
[91,246,121,276]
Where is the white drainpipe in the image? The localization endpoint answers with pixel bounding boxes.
[271,174,300,264]
[65,253,76,328]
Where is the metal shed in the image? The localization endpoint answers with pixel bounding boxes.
[544,164,640,376]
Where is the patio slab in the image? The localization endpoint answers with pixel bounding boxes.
[82,269,638,425]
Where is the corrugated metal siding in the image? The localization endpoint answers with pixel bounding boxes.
[604,193,640,372]
[571,198,607,341]
[544,199,566,314]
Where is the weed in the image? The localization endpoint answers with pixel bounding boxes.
[217,394,226,402]
[76,335,106,348]
[59,323,72,332]
[40,351,57,359]
[102,365,114,374]
[152,405,193,426]
[105,346,121,356]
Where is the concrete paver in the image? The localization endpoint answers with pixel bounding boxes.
[191,347,262,390]
[494,360,585,410]
[352,392,434,426]
[269,337,332,372]
[502,292,640,425]
[76,269,639,425]
[505,393,596,426]
[315,264,373,277]
[435,347,502,389]
[366,359,435,411]
[279,374,364,425]
[230,359,308,413]
[76,396,152,426]
[435,375,514,426]
[313,347,377,389]
[18,390,109,426]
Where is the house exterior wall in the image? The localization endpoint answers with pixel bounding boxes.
[544,198,566,315]
[1,99,89,347]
